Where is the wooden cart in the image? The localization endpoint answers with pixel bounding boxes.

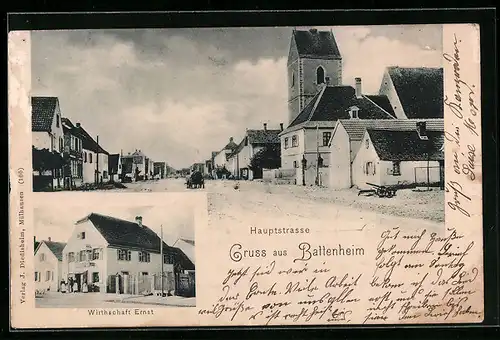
[358,182,397,198]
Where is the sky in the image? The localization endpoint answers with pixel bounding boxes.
[32,24,443,169]
[33,194,195,246]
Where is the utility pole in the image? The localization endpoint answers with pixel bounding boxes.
[316,126,320,186]
[96,135,100,184]
[426,140,430,191]
[160,224,164,297]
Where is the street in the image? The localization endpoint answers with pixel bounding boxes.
[36,291,196,308]
[112,178,444,223]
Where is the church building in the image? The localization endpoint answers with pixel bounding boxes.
[279,28,395,186]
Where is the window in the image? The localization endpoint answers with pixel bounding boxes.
[293,160,298,168]
[35,272,40,282]
[292,135,298,147]
[56,115,60,128]
[84,152,87,163]
[103,171,108,179]
[46,271,51,281]
[291,72,295,88]
[89,153,93,163]
[139,251,151,263]
[322,132,332,146]
[284,137,289,149]
[78,250,86,262]
[141,272,149,276]
[350,108,359,119]
[364,162,376,176]
[67,252,75,262]
[117,249,131,261]
[77,232,86,240]
[91,248,101,260]
[365,138,370,149]
[92,272,100,283]
[392,161,401,176]
[59,137,64,152]
[39,253,45,262]
[316,66,325,84]
[51,271,54,281]
[164,253,174,264]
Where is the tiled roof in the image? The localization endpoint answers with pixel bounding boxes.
[173,238,195,265]
[224,139,238,151]
[36,240,67,261]
[293,29,341,60]
[365,95,396,118]
[285,86,394,132]
[337,118,444,142]
[386,67,443,119]
[80,213,195,270]
[367,129,444,162]
[247,129,281,144]
[73,125,109,155]
[32,97,58,132]
[228,129,281,159]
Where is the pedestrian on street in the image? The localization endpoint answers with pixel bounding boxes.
[73,281,78,293]
[68,277,73,292]
[60,280,67,293]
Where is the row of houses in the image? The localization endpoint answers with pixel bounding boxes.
[202,28,445,190]
[34,214,195,297]
[31,96,172,191]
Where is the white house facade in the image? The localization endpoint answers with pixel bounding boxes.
[62,213,194,295]
[34,239,66,292]
[351,125,444,190]
[328,119,445,189]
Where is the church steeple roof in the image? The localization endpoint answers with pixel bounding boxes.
[293,28,342,60]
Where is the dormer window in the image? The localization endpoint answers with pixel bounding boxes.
[316,66,325,84]
[349,106,360,119]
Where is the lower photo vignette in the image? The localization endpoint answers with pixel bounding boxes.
[33,194,196,309]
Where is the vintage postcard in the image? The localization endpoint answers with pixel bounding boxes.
[9,23,484,328]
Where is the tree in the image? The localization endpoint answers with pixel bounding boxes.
[32,146,64,174]
[249,144,281,173]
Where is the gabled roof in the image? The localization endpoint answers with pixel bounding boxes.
[173,238,195,265]
[293,29,341,60]
[78,213,195,270]
[334,118,444,143]
[228,129,281,159]
[223,138,238,151]
[386,67,443,119]
[73,125,109,155]
[79,213,166,253]
[282,86,394,134]
[247,129,281,144]
[366,129,444,162]
[35,240,67,261]
[32,96,58,132]
[364,95,397,118]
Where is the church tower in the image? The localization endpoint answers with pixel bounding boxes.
[287,28,343,124]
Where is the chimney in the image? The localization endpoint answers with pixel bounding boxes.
[355,77,362,98]
[48,237,51,242]
[280,123,284,131]
[416,122,429,140]
[263,123,267,131]
[135,216,143,227]
[76,122,81,127]
[229,137,233,142]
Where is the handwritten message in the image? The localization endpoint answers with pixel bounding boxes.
[197,226,482,325]
[443,32,480,218]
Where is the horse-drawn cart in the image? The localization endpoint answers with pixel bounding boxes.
[186,171,205,189]
[358,182,397,198]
